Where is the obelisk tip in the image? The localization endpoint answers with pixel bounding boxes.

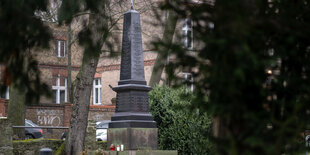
[130,0,134,10]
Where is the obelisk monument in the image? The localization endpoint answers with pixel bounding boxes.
[108,3,158,150]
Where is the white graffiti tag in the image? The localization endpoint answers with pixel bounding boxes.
[36,109,63,126]
[37,115,61,126]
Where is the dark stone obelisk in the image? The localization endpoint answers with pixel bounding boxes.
[108,8,158,150]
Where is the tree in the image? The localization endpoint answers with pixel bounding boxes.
[0,0,51,106]
[58,0,133,154]
[149,86,213,154]
[58,0,159,153]
[7,84,25,139]
[149,7,179,86]
[35,0,79,104]
[156,0,310,154]
[58,1,109,154]
[0,0,52,139]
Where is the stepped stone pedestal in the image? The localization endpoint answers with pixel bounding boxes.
[108,8,157,150]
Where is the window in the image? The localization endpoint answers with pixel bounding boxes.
[182,18,193,49]
[183,72,194,92]
[0,86,9,99]
[93,78,102,105]
[52,75,67,104]
[55,40,66,57]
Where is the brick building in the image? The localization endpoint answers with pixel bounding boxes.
[0,0,198,127]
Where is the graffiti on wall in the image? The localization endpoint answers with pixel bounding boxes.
[36,109,63,126]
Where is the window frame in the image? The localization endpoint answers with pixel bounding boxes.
[5,87,9,99]
[93,78,102,105]
[182,18,193,49]
[56,40,66,57]
[183,72,194,92]
[52,75,67,104]
[0,86,9,99]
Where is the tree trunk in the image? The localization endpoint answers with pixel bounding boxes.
[65,1,108,154]
[149,10,178,87]
[7,84,25,140]
[67,24,73,103]
[65,55,99,155]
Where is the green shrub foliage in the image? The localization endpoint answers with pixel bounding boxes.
[149,86,212,154]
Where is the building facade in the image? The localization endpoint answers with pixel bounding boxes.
[0,0,198,123]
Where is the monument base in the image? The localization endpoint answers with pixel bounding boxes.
[108,128,158,150]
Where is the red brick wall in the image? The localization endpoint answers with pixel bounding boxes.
[88,105,116,122]
[0,99,8,117]
[0,101,115,125]
[24,103,115,139]
[26,104,115,126]
[63,103,72,127]
[26,104,65,127]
